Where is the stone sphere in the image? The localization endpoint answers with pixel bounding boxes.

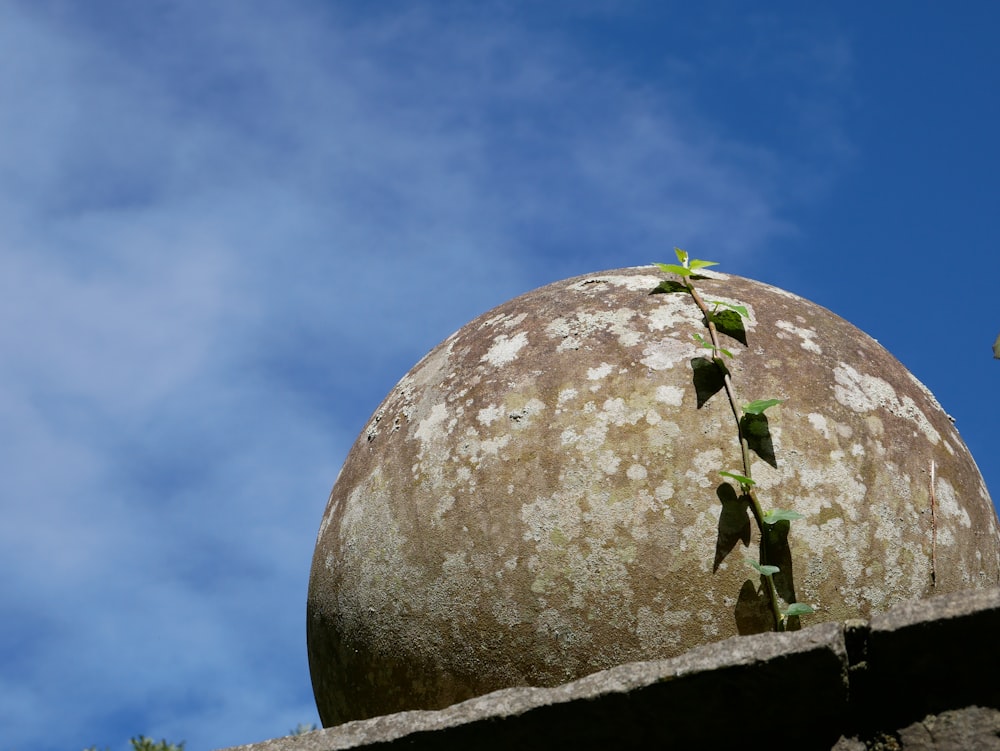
[307,266,1000,725]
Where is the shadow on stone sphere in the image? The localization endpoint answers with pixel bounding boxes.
[714,483,751,572]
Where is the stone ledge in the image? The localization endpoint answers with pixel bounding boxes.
[219,587,1000,751]
[848,586,1000,740]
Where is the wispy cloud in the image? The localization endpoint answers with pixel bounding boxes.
[0,3,852,749]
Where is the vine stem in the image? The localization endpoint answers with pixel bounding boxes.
[930,459,937,588]
[683,276,785,630]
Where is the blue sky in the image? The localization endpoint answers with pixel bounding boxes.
[2,2,998,749]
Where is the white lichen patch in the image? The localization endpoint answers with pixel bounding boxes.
[476,313,528,332]
[935,475,972,529]
[481,434,512,457]
[978,476,992,505]
[558,395,651,457]
[833,363,941,445]
[546,309,640,351]
[676,508,717,566]
[654,481,675,502]
[686,448,724,488]
[570,423,608,453]
[810,518,857,575]
[896,394,941,444]
[479,313,509,329]
[482,331,529,366]
[792,442,929,609]
[626,463,648,481]
[565,544,636,611]
[521,492,583,544]
[775,319,822,354]
[699,612,720,639]
[415,402,450,443]
[520,462,665,634]
[807,412,830,438]
[557,387,578,406]
[507,397,546,428]
[335,470,422,625]
[455,430,511,465]
[596,450,620,474]
[655,385,685,406]
[645,295,703,332]
[502,312,528,329]
[635,605,691,652]
[645,419,682,453]
[601,397,634,426]
[477,404,504,427]
[491,596,525,628]
[587,362,614,380]
[318,498,337,542]
[433,494,455,525]
[834,365,895,412]
[533,607,592,650]
[569,273,662,292]
[560,427,581,448]
[640,337,698,371]
[784,457,868,525]
[398,337,458,396]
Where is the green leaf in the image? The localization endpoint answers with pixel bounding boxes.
[782,602,815,616]
[763,508,805,525]
[655,262,691,277]
[993,333,1000,359]
[720,470,755,486]
[688,259,719,271]
[674,247,689,265]
[656,280,688,295]
[746,558,779,577]
[710,301,749,319]
[743,398,784,415]
[692,333,733,359]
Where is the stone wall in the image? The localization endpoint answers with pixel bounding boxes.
[219,587,1000,750]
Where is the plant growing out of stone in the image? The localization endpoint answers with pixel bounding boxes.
[655,248,814,631]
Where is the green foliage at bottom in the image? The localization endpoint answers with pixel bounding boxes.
[83,736,185,751]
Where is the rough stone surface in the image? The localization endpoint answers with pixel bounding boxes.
[307,266,1000,724]
[896,707,1000,750]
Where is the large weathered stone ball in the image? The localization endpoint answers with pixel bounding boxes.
[308,266,1000,725]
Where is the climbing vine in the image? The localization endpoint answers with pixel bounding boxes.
[656,248,814,631]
